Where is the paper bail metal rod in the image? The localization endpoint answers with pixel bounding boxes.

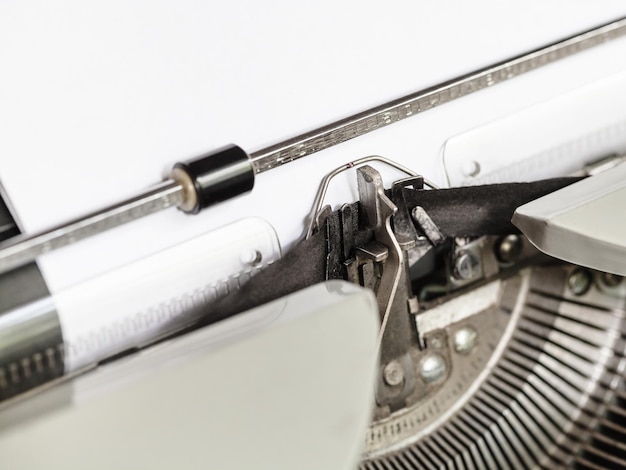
[250,17,626,173]
[0,145,254,275]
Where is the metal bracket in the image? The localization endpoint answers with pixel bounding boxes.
[344,166,420,407]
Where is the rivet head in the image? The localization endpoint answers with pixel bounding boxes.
[383,360,404,387]
[454,326,479,355]
[240,250,262,267]
[461,160,481,178]
[420,354,447,384]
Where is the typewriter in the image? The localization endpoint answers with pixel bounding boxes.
[1,3,626,469]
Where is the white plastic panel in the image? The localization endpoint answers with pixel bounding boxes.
[54,217,281,372]
[443,72,626,186]
[0,281,379,470]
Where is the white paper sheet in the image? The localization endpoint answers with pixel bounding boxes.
[2,1,626,291]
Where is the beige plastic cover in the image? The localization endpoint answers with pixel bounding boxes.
[513,163,626,275]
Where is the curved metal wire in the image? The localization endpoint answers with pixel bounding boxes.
[304,156,437,239]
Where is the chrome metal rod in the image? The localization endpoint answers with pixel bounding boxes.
[250,16,626,173]
[0,181,184,275]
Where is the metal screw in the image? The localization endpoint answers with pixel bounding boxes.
[383,360,404,387]
[420,353,447,384]
[601,272,623,287]
[568,269,592,296]
[496,235,523,264]
[454,251,480,280]
[454,326,478,355]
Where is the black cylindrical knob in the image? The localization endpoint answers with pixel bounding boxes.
[174,144,254,214]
